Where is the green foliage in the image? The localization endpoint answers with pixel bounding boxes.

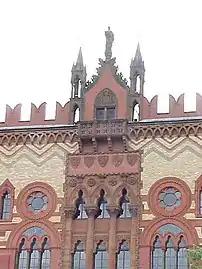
[188,246,202,269]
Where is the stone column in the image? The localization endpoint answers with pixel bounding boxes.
[129,204,140,269]
[86,206,97,269]
[107,205,119,269]
[62,206,75,269]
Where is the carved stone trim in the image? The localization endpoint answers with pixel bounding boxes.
[85,205,98,218]
[107,205,120,217]
[112,154,123,167]
[98,155,109,167]
[84,156,95,168]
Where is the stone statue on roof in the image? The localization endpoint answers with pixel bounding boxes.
[105,27,114,61]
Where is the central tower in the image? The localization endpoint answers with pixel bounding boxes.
[61,28,143,269]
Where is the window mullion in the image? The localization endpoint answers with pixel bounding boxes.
[104,107,107,120]
[27,250,31,269]
[38,249,42,269]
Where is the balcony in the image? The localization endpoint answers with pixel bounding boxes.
[78,119,128,139]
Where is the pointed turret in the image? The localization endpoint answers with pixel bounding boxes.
[75,47,84,68]
[69,47,86,124]
[128,43,145,122]
[133,43,143,64]
[71,47,87,98]
[130,43,145,93]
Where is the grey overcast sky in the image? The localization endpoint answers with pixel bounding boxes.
[0,0,201,119]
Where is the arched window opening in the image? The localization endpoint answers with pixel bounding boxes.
[1,190,11,220]
[73,105,80,123]
[30,238,40,268]
[16,227,51,269]
[74,190,88,219]
[41,238,51,269]
[132,102,139,122]
[135,75,141,93]
[165,236,176,269]
[96,189,110,219]
[94,241,108,269]
[177,236,188,268]
[116,240,130,269]
[72,241,86,269]
[151,236,163,269]
[199,190,202,215]
[17,238,28,269]
[94,89,117,120]
[150,232,188,269]
[118,189,131,219]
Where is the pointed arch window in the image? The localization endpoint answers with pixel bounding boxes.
[94,241,108,269]
[94,89,117,120]
[150,224,188,269]
[116,240,130,269]
[72,241,86,269]
[16,227,51,269]
[132,102,140,122]
[118,188,131,218]
[1,190,11,219]
[74,190,88,219]
[73,105,80,123]
[0,179,14,221]
[96,189,110,219]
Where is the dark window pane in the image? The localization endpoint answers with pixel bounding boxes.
[107,108,115,120]
[96,108,105,120]
[1,191,11,219]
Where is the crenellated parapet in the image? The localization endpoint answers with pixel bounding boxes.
[0,101,71,127]
[141,93,202,120]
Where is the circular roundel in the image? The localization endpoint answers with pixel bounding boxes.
[16,182,57,220]
[148,177,191,217]
[27,192,48,214]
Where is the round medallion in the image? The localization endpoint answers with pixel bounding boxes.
[159,187,181,211]
[27,192,48,214]
[148,177,191,217]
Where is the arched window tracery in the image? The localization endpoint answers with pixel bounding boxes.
[94,241,108,269]
[118,188,131,218]
[74,190,88,219]
[150,224,188,269]
[96,189,110,219]
[72,241,86,269]
[94,89,117,120]
[116,240,130,269]
[16,227,51,269]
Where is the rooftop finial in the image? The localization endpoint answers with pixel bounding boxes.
[105,26,114,61]
[76,47,84,67]
[134,43,142,63]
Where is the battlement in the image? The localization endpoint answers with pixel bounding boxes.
[0,93,201,128]
[141,93,202,120]
[0,101,71,127]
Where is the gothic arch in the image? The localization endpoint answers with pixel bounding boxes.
[140,217,198,247]
[116,237,131,250]
[68,185,89,206]
[7,219,60,249]
[91,184,112,205]
[94,88,117,120]
[112,184,136,205]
